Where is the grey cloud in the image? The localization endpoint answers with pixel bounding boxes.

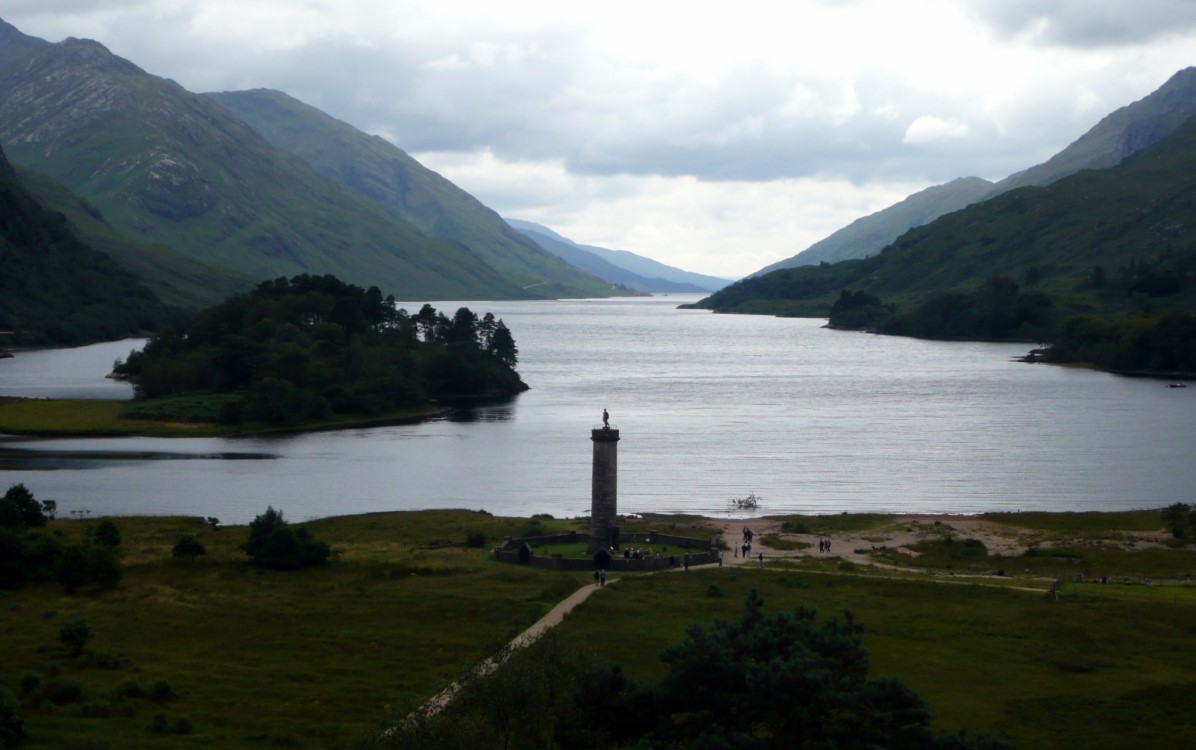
[971,0,1196,47]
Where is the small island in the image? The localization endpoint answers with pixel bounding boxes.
[106,274,527,429]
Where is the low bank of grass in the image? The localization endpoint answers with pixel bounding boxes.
[0,510,589,749]
[4,510,1194,749]
[870,535,1196,580]
[773,512,893,535]
[556,567,1196,750]
[983,509,1165,534]
[0,397,439,438]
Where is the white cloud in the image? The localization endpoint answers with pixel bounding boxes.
[4,0,1195,276]
[903,116,970,145]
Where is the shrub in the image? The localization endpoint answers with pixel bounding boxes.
[0,687,26,748]
[465,531,487,548]
[781,519,812,534]
[42,677,85,705]
[111,680,146,700]
[147,679,176,702]
[244,507,330,570]
[171,535,206,559]
[706,584,723,598]
[59,616,94,657]
[18,672,40,696]
[92,520,121,548]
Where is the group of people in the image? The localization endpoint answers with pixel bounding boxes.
[592,569,607,587]
[817,538,833,553]
[735,525,755,559]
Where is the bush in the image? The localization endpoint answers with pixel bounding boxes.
[42,677,85,705]
[59,616,94,657]
[0,687,26,748]
[53,544,122,593]
[92,520,121,548]
[18,673,40,696]
[781,519,812,534]
[465,531,487,548]
[111,680,146,700]
[171,535,206,559]
[245,507,329,570]
[147,679,176,702]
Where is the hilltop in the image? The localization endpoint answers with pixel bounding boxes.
[757,67,1196,274]
[0,19,611,305]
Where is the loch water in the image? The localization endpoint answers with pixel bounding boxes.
[1,295,1193,525]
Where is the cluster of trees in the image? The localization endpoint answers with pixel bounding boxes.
[243,507,329,570]
[0,485,122,592]
[1043,311,1196,374]
[827,289,893,330]
[877,277,1054,341]
[1163,503,1196,539]
[113,274,526,424]
[826,277,1055,341]
[382,591,1007,750]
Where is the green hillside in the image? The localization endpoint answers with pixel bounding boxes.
[694,113,1196,350]
[14,166,249,309]
[0,21,531,301]
[755,67,1196,274]
[206,89,618,298]
[0,145,174,346]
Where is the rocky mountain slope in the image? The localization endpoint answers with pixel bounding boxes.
[0,19,603,302]
[759,67,1196,274]
[505,219,731,293]
[207,89,616,298]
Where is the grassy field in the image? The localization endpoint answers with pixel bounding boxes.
[1,511,1194,749]
[0,397,439,438]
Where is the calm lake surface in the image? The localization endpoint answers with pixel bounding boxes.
[2,296,1193,524]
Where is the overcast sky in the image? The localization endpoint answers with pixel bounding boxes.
[6,1,1196,277]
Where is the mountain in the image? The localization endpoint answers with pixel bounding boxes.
[0,19,591,302]
[756,67,1196,275]
[993,67,1196,193]
[206,89,617,298]
[0,143,174,346]
[14,165,249,308]
[505,219,732,293]
[753,177,995,275]
[693,112,1196,332]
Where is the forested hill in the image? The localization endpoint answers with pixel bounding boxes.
[113,274,527,426]
[691,112,1196,361]
[0,144,173,346]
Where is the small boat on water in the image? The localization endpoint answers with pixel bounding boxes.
[1167,383,1187,388]
[730,492,761,509]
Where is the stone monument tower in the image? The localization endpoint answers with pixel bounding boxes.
[588,410,620,554]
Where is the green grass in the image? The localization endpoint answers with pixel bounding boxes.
[982,510,1166,534]
[773,512,894,534]
[0,397,440,438]
[557,568,1196,749]
[4,511,1195,749]
[0,511,590,749]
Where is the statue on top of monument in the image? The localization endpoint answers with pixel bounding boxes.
[602,408,610,428]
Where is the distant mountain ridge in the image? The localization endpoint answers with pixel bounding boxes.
[506,219,732,293]
[695,111,1196,330]
[759,67,1196,275]
[753,177,995,275]
[0,17,612,304]
[206,89,616,299]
